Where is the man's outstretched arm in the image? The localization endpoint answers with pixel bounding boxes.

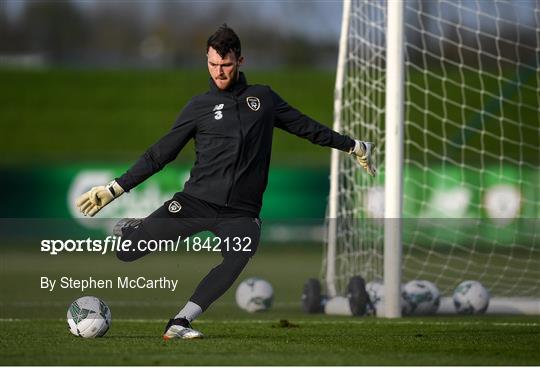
[271,90,376,176]
[76,101,198,217]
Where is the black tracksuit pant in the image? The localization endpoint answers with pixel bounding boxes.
[116,192,261,311]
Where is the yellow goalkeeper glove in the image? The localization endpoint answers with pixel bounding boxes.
[76,180,124,217]
[350,140,376,176]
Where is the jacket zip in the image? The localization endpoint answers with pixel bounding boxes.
[225,96,244,206]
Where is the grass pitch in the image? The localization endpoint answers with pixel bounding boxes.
[2,316,539,365]
[1,243,539,365]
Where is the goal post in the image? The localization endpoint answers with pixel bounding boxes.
[383,0,404,319]
[323,0,540,316]
[326,0,352,299]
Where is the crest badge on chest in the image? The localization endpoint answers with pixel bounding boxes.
[168,200,182,213]
[246,96,261,111]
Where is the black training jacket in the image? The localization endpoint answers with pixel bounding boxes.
[116,72,355,214]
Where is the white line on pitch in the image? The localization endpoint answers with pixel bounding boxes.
[1,318,538,327]
[0,301,300,307]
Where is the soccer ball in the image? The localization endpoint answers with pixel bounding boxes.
[453,280,490,314]
[67,296,111,338]
[402,280,440,315]
[366,280,384,314]
[235,277,274,312]
[365,280,412,316]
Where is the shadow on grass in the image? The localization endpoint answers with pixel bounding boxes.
[106,335,159,339]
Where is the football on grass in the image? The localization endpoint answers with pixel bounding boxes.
[235,277,274,312]
[67,296,111,338]
[402,280,440,315]
[366,280,412,316]
[453,280,490,314]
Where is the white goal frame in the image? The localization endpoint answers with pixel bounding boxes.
[382,0,404,319]
[327,0,405,318]
[325,0,539,317]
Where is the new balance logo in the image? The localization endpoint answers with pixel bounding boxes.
[213,104,224,120]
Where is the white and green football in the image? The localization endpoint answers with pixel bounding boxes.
[235,277,274,313]
[453,280,490,314]
[366,280,412,316]
[402,280,440,315]
[67,296,111,338]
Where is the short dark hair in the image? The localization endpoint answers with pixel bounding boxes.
[207,24,241,59]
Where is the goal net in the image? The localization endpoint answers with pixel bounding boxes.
[323,0,539,314]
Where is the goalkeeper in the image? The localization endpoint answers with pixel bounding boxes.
[76,24,375,340]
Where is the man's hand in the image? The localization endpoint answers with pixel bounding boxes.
[76,180,124,217]
[350,140,376,176]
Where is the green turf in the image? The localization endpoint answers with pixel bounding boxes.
[1,317,539,365]
[0,243,323,319]
[1,244,539,365]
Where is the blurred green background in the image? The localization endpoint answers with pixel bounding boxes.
[1,67,538,225]
[0,68,337,166]
[1,67,538,166]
